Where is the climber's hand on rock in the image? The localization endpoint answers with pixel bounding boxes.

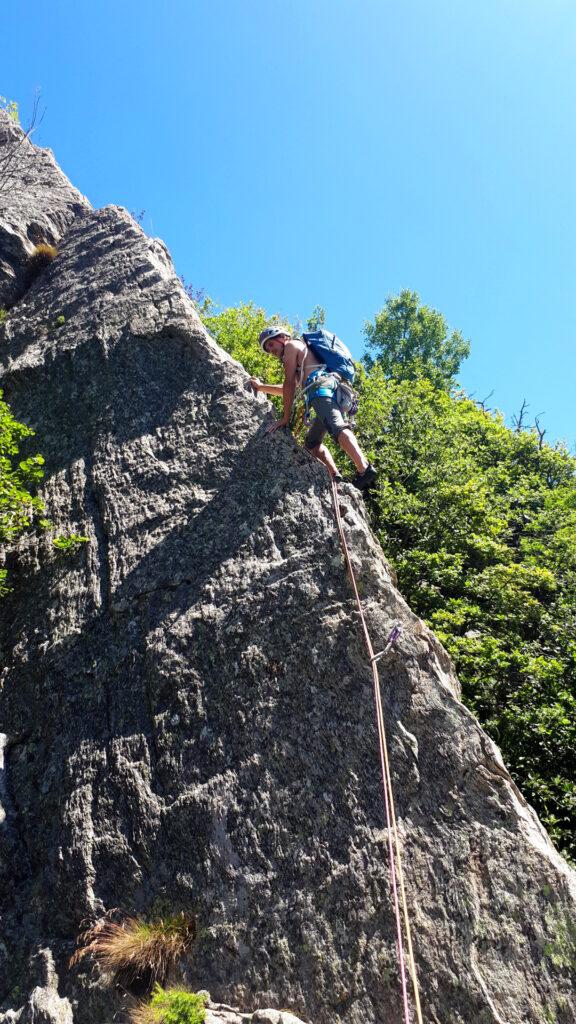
[267,417,290,434]
[249,377,262,393]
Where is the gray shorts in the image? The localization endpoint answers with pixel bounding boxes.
[304,395,349,449]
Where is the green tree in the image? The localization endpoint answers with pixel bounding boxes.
[364,289,470,390]
[356,368,576,858]
[202,301,293,385]
[0,390,44,595]
[306,305,326,331]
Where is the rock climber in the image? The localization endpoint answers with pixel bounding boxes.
[249,326,377,490]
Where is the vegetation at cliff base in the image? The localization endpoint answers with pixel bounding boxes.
[130,985,207,1024]
[204,293,576,861]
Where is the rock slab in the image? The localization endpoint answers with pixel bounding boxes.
[0,124,575,1024]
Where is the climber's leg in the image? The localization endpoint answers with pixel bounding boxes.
[308,442,340,478]
[336,427,368,474]
[304,417,340,478]
[306,397,376,487]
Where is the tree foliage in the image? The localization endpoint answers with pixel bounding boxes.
[0,390,44,595]
[364,289,470,390]
[0,96,19,123]
[202,301,291,385]
[355,370,576,859]
[306,305,326,331]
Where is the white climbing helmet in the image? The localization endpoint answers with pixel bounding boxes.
[259,326,290,352]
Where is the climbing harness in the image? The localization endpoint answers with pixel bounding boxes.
[329,475,424,1024]
[300,368,359,427]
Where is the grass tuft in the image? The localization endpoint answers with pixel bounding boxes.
[26,243,59,286]
[129,985,207,1024]
[32,242,58,260]
[70,911,196,986]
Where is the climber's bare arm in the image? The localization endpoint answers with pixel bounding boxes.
[267,344,297,432]
[250,340,298,432]
[249,378,284,397]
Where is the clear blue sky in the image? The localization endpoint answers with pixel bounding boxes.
[4,0,576,446]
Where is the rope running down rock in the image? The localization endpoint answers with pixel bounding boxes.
[329,476,424,1024]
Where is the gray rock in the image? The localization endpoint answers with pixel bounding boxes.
[0,110,90,308]
[0,952,72,1024]
[0,140,575,1024]
[205,1002,307,1024]
[251,1011,308,1024]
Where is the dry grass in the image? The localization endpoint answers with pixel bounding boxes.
[70,911,196,985]
[31,242,58,261]
[26,243,58,286]
[128,1002,155,1024]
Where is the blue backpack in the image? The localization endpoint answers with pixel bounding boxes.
[302,329,356,383]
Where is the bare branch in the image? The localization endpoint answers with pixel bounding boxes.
[534,415,546,449]
[512,398,529,433]
[0,91,46,197]
[478,389,494,413]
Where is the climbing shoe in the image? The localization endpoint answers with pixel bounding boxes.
[333,473,344,483]
[351,464,377,490]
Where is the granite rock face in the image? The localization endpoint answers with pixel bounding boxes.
[0,128,575,1024]
[205,1001,306,1024]
[204,999,305,1024]
[0,951,73,1024]
[0,110,90,308]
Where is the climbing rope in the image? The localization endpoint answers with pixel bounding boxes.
[329,476,424,1024]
